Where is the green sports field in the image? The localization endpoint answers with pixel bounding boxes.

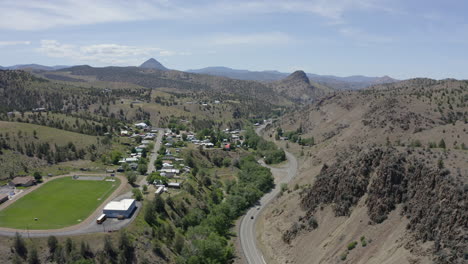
[0,176,120,229]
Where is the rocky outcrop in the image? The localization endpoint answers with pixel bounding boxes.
[287,147,467,263]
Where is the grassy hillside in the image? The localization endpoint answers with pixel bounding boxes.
[0,121,98,146]
[0,121,124,180]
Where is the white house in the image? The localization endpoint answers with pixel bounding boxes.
[135,123,148,129]
[168,182,181,188]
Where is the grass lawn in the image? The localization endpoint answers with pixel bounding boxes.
[0,176,120,230]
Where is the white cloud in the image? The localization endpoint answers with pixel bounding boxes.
[0,0,392,30]
[37,40,183,65]
[0,41,31,46]
[209,32,293,46]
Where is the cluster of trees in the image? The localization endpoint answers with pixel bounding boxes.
[244,128,286,164]
[0,134,94,164]
[167,118,188,133]
[142,151,274,263]
[276,127,315,146]
[11,231,136,264]
[11,232,135,264]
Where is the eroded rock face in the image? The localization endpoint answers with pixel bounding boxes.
[287,147,467,263]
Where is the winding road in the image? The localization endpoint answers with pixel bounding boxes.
[239,122,299,264]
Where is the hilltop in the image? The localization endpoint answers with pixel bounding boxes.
[139,58,168,70]
[267,70,332,102]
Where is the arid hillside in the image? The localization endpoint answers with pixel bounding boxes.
[258,78,467,264]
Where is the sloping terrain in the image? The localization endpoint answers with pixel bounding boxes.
[258,78,467,264]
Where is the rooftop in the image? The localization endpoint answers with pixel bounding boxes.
[10,176,35,185]
[104,199,135,211]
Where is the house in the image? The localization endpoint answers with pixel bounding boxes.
[32,107,46,112]
[135,123,148,129]
[162,163,173,168]
[203,142,214,148]
[129,163,138,170]
[0,194,8,204]
[120,130,129,136]
[135,148,144,153]
[155,186,165,195]
[160,168,180,174]
[141,140,152,145]
[224,144,231,150]
[124,157,139,163]
[9,176,36,187]
[168,182,181,188]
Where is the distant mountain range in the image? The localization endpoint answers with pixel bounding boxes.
[0,64,71,71]
[1,58,398,90]
[188,66,398,90]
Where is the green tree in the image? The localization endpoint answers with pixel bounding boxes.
[103,236,117,263]
[33,172,42,182]
[438,139,446,149]
[110,151,122,165]
[154,195,166,214]
[132,188,143,201]
[65,238,74,255]
[47,235,58,254]
[27,247,39,264]
[79,241,93,259]
[174,233,185,254]
[118,231,135,263]
[126,171,137,186]
[137,163,147,175]
[438,158,444,169]
[14,232,27,259]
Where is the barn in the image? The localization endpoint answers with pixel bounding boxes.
[103,199,136,218]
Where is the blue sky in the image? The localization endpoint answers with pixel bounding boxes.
[0,0,467,79]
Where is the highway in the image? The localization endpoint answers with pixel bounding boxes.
[239,122,298,264]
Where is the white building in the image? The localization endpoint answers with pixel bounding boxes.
[168,182,181,188]
[135,123,148,129]
[103,199,136,218]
